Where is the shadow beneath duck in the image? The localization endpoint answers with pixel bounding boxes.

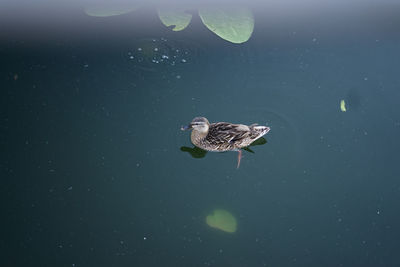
[180,146,208,158]
[243,137,267,153]
[181,137,267,159]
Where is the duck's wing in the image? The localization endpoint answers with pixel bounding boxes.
[207,122,252,144]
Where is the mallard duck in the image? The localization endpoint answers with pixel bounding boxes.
[181,117,270,168]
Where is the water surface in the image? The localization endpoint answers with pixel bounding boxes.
[1,4,400,267]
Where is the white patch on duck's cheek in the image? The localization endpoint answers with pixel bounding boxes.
[195,124,209,133]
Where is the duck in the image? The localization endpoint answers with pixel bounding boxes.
[181,117,270,168]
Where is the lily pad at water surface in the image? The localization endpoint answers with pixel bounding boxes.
[199,6,254,44]
[157,8,193,31]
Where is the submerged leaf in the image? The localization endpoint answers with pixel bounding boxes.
[199,7,254,44]
[206,209,237,233]
[157,8,192,31]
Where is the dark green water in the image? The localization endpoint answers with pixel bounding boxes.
[1,5,400,267]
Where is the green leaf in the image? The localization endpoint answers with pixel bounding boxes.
[157,8,192,31]
[199,6,254,44]
[84,4,138,17]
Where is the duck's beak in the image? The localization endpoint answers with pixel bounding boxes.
[181,124,192,131]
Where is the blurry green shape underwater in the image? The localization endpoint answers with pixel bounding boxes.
[206,209,237,233]
[199,7,254,44]
[157,8,193,31]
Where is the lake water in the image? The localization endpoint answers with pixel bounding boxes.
[1,2,400,266]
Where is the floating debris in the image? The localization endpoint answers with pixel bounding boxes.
[125,38,199,72]
[340,99,346,112]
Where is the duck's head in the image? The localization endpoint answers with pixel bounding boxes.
[181,117,210,133]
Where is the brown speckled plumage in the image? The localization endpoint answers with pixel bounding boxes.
[183,117,270,152]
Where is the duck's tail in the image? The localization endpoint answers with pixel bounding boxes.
[250,125,270,139]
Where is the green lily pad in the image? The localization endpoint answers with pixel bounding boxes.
[157,8,192,31]
[199,7,254,44]
[84,4,138,17]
